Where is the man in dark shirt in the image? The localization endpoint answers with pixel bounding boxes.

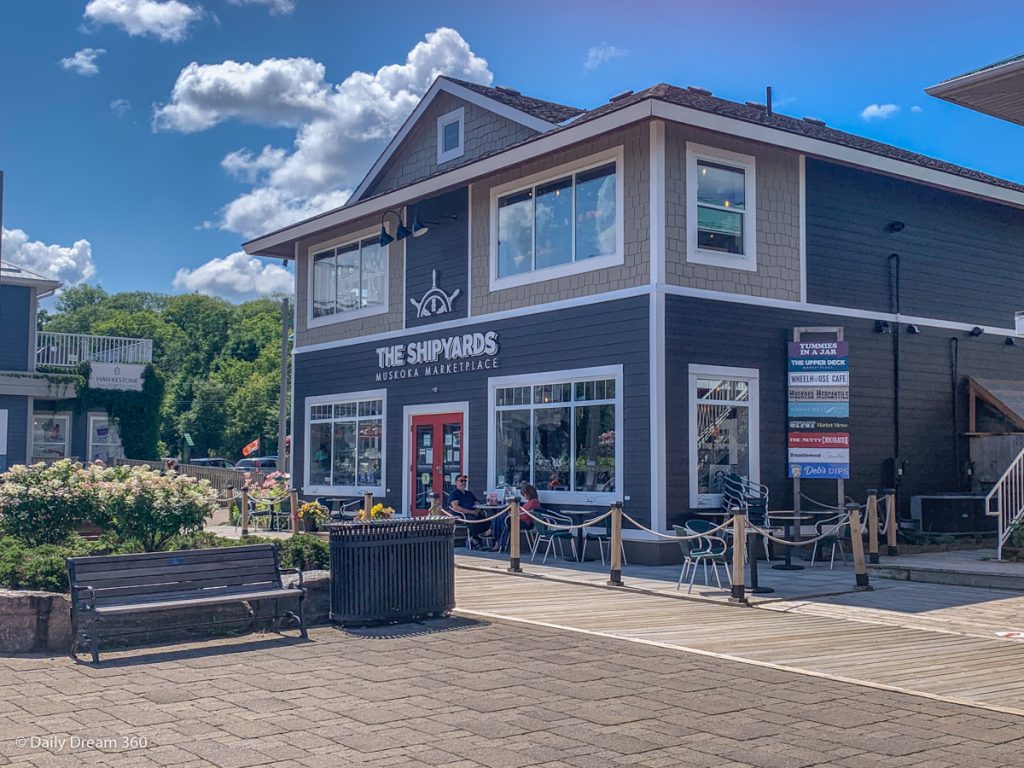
[449,474,489,546]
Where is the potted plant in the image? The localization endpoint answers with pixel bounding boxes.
[296,500,329,532]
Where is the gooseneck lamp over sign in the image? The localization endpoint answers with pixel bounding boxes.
[378,209,411,247]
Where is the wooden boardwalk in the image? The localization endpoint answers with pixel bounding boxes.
[454,566,1024,716]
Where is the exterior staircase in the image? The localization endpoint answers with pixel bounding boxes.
[985,445,1024,559]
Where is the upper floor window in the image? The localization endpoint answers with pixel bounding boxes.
[491,148,623,290]
[437,107,465,164]
[311,237,386,322]
[686,143,757,272]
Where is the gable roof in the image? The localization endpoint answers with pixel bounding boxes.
[0,261,62,293]
[927,53,1024,127]
[246,79,1024,258]
[349,76,583,203]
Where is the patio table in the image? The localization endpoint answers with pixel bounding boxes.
[767,512,815,570]
[559,510,601,562]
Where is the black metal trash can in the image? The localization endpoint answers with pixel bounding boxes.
[328,517,455,625]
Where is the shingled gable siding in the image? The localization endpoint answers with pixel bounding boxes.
[292,296,652,524]
[664,123,801,299]
[364,92,539,199]
[294,211,404,349]
[470,125,649,315]
[805,158,1024,328]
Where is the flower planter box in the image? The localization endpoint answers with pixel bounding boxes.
[327,517,455,625]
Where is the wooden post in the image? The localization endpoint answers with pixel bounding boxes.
[240,488,250,537]
[607,502,623,586]
[847,502,872,590]
[866,489,879,564]
[884,487,898,556]
[508,497,522,573]
[290,489,299,535]
[363,490,373,521]
[730,511,747,603]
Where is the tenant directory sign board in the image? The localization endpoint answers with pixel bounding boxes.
[787,341,850,479]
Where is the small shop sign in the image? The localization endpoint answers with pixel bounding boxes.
[787,341,850,479]
[375,331,500,381]
[89,363,145,392]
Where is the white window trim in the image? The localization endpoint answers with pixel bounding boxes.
[400,401,470,518]
[488,146,625,292]
[437,107,465,165]
[686,142,757,272]
[304,389,387,497]
[688,364,760,509]
[87,413,122,463]
[31,412,71,461]
[306,225,390,330]
[487,364,623,506]
[1015,311,1024,336]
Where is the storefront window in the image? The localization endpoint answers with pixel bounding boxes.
[688,365,759,508]
[494,375,617,495]
[307,395,384,490]
[88,416,124,463]
[32,414,70,461]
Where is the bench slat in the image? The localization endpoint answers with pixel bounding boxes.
[95,587,298,614]
[85,563,279,589]
[77,558,277,583]
[69,544,273,567]
[72,548,274,574]
[91,575,283,602]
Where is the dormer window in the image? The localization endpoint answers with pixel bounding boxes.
[437,107,465,164]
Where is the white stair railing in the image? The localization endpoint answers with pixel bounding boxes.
[985,445,1024,559]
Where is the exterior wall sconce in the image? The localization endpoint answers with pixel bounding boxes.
[379,209,411,247]
[875,320,893,333]
[885,221,906,233]
[906,324,920,334]
[1006,337,1017,346]
[409,211,458,238]
[969,327,984,337]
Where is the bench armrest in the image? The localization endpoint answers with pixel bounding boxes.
[71,584,96,611]
[279,567,304,590]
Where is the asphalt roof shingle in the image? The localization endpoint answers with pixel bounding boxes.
[442,76,584,124]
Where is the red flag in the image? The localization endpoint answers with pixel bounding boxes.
[242,438,260,457]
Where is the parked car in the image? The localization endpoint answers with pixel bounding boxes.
[235,457,277,472]
[188,457,234,469]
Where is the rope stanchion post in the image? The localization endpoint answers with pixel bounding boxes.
[290,489,299,534]
[866,488,879,564]
[240,488,250,537]
[363,490,373,518]
[730,511,747,604]
[883,487,898,556]
[847,502,872,590]
[508,497,522,573]
[607,502,623,586]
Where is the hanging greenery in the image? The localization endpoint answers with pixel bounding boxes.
[53,364,165,460]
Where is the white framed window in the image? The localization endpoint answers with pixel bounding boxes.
[488,365,622,505]
[31,413,70,461]
[308,230,388,327]
[437,107,465,165]
[688,365,760,508]
[88,415,124,463]
[489,147,625,291]
[305,390,386,495]
[686,143,757,272]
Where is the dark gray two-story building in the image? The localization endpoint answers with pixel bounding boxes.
[244,77,1024,562]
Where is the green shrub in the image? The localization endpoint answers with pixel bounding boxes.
[0,460,101,545]
[0,535,106,592]
[279,534,329,571]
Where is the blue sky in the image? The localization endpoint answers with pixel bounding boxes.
[2,0,1023,301]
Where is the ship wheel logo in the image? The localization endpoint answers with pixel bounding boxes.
[409,270,461,318]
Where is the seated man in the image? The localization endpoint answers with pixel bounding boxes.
[449,474,489,547]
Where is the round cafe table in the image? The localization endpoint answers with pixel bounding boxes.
[768,512,814,570]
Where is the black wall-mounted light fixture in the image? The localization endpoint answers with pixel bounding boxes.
[875,320,893,334]
[969,326,984,337]
[885,220,906,233]
[409,211,458,238]
[379,209,411,247]
[906,324,920,334]
[1006,337,1017,347]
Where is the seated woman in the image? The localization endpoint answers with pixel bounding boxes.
[448,474,490,547]
[490,481,540,552]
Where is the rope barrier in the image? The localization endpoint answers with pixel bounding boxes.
[619,511,733,540]
[746,515,850,547]
[520,510,612,531]
[439,504,513,525]
[799,492,866,511]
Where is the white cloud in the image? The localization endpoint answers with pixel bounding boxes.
[172,251,293,301]
[584,43,627,71]
[84,0,201,43]
[860,103,900,121]
[1,228,97,288]
[110,98,132,117]
[153,27,491,238]
[911,105,922,114]
[59,48,106,76]
[226,0,294,14]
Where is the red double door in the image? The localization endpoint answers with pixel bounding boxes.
[410,412,464,516]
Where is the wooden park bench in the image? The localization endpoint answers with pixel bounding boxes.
[67,544,307,663]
